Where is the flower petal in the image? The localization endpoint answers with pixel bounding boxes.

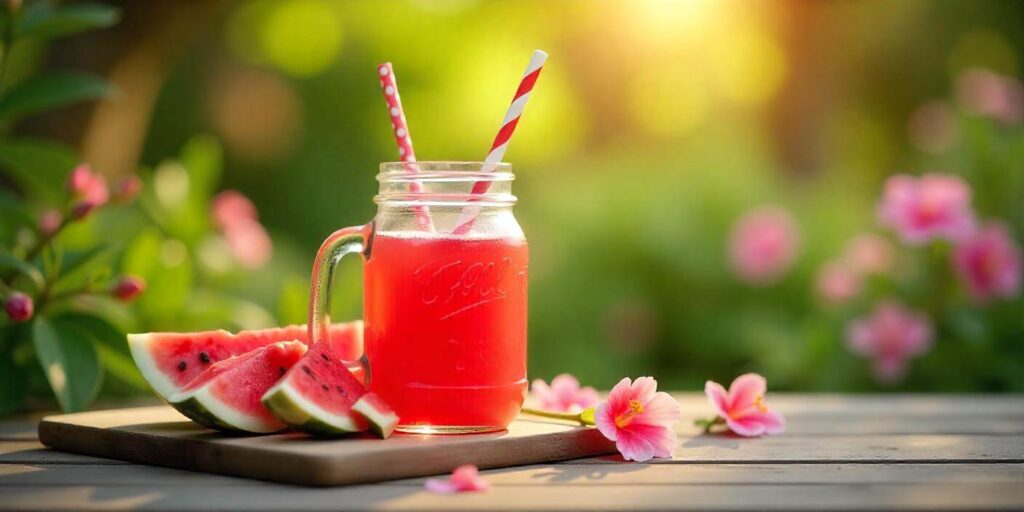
[704,380,731,418]
[424,479,460,494]
[727,373,766,410]
[605,377,633,413]
[615,428,656,462]
[725,415,766,437]
[626,422,677,459]
[635,391,681,426]
[748,410,785,435]
[630,376,658,403]
[594,402,619,441]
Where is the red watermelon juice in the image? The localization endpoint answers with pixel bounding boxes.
[364,232,528,433]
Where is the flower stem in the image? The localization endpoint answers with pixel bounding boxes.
[695,416,725,433]
[520,407,595,426]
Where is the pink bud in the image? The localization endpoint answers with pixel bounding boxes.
[5,293,33,322]
[39,209,62,236]
[66,164,94,195]
[113,276,146,301]
[112,176,142,204]
[71,201,97,220]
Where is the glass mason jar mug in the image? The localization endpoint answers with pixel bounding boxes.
[309,162,529,434]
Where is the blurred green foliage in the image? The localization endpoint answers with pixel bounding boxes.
[1,0,1022,416]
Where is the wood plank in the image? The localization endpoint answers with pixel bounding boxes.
[37,406,617,486]
[667,393,1024,416]
[673,414,1024,435]
[2,483,1022,510]
[0,441,128,465]
[566,434,1024,464]
[2,463,1022,487]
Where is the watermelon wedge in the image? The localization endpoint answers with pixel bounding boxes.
[262,341,370,435]
[352,393,400,439]
[169,341,307,433]
[128,321,363,400]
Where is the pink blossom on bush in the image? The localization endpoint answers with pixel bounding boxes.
[877,173,975,245]
[956,68,1024,125]
[39,209,62,236]
[846,300,933,383]
[907,101,959,154]
[112,276,147,302]
[595,376,680,462]
[531,374,600,413]
[66,164,109,215]
[112,176,142,204]
[953,222,1021,302]
[816,261,862,304]
[844,233,894,275]
[728,206,801,285]
[5,292,33,322]
[211,190,273,269]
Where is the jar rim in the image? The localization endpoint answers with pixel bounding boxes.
[379,161,512,176]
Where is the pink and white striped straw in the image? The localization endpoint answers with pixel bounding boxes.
[378,62,433,231]
[452,50,548,234]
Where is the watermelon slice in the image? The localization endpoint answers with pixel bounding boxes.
[262,341,370,435]
[169,341,306,433]
[128,321,363,400]
[352,393,399,439]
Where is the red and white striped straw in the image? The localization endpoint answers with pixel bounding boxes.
[378,62,433,231]
[452,50,548,234]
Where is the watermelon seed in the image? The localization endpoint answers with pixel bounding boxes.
[301,365,315,379]
[199,352,211,364]
[279,367,286,376]
[321,384,329,391]
[336,385,347,397]
[320,353,330,362]
[177,361,187,372]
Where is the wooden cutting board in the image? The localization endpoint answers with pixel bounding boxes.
[38,406,616,487]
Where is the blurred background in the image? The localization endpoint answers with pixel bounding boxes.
[1,0,1022,412]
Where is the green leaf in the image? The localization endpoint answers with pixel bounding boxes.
[0,137,78,202]
[57,313,147,391]
[31,316,102,412]
[0,190,37,231]
[0,72,111,122]
[51,245,118,293]
[0,250,45,291]
[16,2,120,40]
[0,358,28,416]
[179,135,223,199]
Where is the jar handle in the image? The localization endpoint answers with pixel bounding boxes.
[308,222,373,383]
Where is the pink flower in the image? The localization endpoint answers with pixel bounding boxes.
[531,374,600,413]
[728,206,801,285]
[953,221,1021,302]
[704,373,785,437]
[424,465,490,494]
[907,101,959,154]
[212,190,259,230]
[112,176,142,204]
[595,376,680,462]
[66,164,109,213]
[5,292,33,322]
[846,300,933,383]
[39,209,62,236]
[211,190,273,269]
[957,68,1024,125]
[877,173,976,245]
[816,261,862,304]
[112,276,147,302]
[844,233,894,275]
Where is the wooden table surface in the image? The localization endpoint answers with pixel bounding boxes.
[1,393,1023,511]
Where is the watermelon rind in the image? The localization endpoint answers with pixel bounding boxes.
[170,384,286,434]
[126,332,179,399]
[351,394,399,439]
[262,380,367,435]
